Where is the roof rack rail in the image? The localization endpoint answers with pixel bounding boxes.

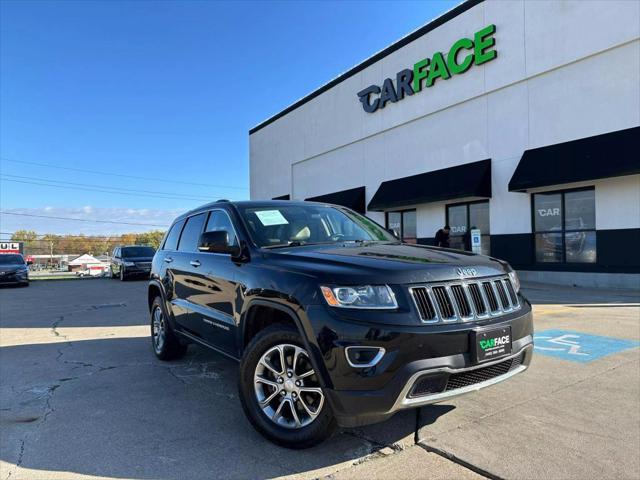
[216,199,230,203]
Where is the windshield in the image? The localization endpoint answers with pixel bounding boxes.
[0,254,25,265]
[237,204,397,248]
[121,246,156,258]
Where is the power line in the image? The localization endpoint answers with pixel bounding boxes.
[0,211,170,227]
[1,174,214,201]
[0,177,215,202]
[0,157,248,190]
[0,232,162,239]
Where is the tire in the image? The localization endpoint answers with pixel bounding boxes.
[120,267,126,281]
[239,324,336,449]
[150,296,187,360]
[110,267,116,279]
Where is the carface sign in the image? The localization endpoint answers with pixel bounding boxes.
[357,25,497,113]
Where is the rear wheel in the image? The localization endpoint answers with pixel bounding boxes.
[239,325,336,448]
[150,297,187,360]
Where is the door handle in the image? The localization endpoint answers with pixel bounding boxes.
[164,257,173,263]
[190,260,201,267]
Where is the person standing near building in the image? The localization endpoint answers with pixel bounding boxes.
[435,225,451,248]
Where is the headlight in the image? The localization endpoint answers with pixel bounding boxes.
[16,267,28,274]
[508,270,520,292]
[123,261,135,267]
[320,285,397,309]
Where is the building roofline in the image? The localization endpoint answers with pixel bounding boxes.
[249,0,483,135]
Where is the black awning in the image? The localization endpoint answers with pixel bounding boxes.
[509,126,640,192]
[272,194,290,200]
[306,186,366,214]
[367,159,491,211]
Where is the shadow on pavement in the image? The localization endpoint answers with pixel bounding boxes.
[1,335,451,479]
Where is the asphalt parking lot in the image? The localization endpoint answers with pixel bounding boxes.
[1,279,639,480]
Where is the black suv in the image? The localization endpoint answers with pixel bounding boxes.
[148,200,532,448]
[111,245,156,280]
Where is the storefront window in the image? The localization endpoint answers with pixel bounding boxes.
[446,201,490,255]
[385,209,416,244]
[533,188,596,263]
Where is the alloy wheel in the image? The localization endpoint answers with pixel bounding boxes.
[254,343,324,429]
[152,306,165,354]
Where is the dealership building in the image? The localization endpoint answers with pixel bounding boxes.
[249,0,640,288]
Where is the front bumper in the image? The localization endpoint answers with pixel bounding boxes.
[0,271,29,285]
[304,301,533,427]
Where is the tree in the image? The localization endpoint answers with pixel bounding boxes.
[11,230,39,254]
[135,230,165,249]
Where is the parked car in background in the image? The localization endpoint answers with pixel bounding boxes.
[147,200,532,448]
[0,253,30,287]
[111,245,156,281]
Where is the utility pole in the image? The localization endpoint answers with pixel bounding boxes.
[50,240,53,269]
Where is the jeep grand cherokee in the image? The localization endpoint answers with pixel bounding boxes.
[147,200,533,448]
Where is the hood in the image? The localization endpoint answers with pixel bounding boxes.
[261,242,507,285]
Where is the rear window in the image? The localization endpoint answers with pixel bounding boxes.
[121,246,156,258]
[177,213,206,252]
[163,219,185,251]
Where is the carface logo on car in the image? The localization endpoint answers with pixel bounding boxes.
[456,267,477,278]
[356,24,497,113]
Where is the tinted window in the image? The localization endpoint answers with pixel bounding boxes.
[448,205,467,236]
[565,189,595,230]
[534,193,562,231]
[163,219,185,251]
[178,213,206,252]
[533,188,596,264]
[121,246,156,258]
[205,210,238,246]
[0,254,24,265]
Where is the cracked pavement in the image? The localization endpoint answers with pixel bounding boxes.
[1,279,639,479]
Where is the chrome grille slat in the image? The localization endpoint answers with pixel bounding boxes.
[467,283,487,316]
[432,286,455,320]
[494,280,510,310]
[410,275,519,324]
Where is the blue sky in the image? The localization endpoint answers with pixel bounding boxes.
[0,0,458,234]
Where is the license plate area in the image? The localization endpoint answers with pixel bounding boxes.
[473,326,512,363]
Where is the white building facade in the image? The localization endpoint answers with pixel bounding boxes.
[249,0,640,288]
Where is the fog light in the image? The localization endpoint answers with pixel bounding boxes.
[345,346,385,368]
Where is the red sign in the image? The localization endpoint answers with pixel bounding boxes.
[0,242,22,254]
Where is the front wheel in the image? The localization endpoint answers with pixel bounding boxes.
[120,267,126,281]
[238,325,336,449]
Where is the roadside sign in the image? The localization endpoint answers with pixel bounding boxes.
[470,229,481,254]
[534,329,639,363]
[0,242,23,254]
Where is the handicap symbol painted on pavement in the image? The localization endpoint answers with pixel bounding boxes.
[533,329,639,363]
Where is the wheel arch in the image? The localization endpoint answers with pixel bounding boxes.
[240,299,333,390]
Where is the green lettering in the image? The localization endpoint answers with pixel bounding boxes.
[426,51,450,87]
[474,24,497,65]
[447,37,475,75]
[413,58,429,93]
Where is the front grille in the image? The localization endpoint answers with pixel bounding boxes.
[411,287,436,321]
[408,352,525,398]
[432,286,455,320]
[135,262,152,269]
[410,275,520,324]
[468,283,486,315]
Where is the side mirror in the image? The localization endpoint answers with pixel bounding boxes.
[387,228,400,238]
[26,260,33,266]
[198,231,240,256]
